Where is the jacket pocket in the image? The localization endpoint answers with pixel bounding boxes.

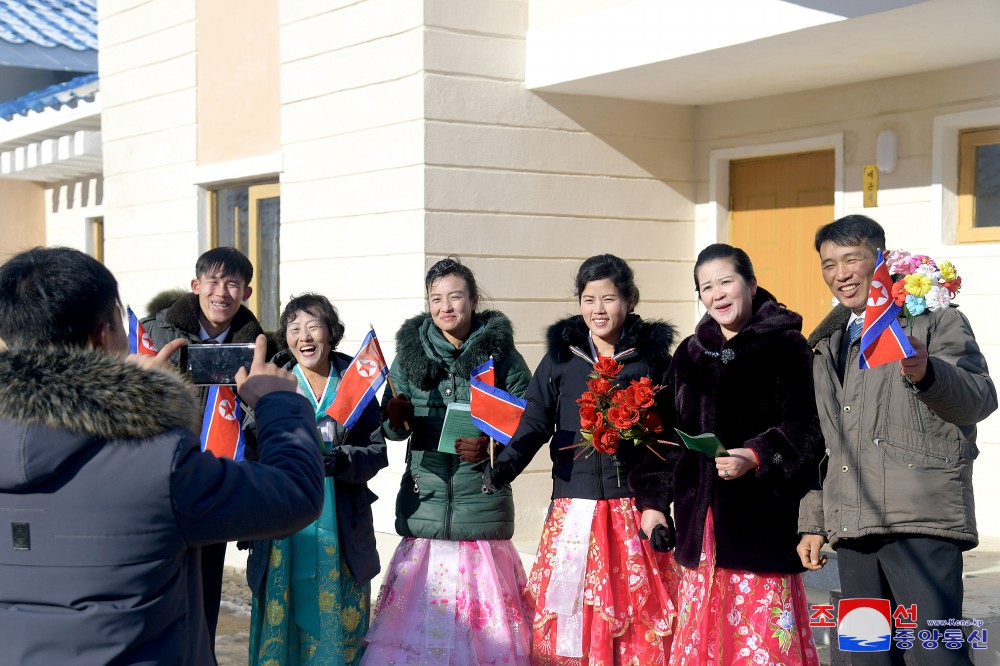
[876,436,967,532]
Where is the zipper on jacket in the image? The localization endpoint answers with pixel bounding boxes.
[445,455,454,540]
[596,448,605,499]
[874,437,950,464]
[911,394,926,433]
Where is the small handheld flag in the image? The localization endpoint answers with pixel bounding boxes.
[860,250,917,370]
[127,306,158,356]
[471,357,495,387]
[469,366,526,445]
[326,328,390,429]
[200,385,246,461]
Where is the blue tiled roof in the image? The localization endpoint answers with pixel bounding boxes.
[0,0,95,50]
[0,1,96,71]
[0,70,96,120]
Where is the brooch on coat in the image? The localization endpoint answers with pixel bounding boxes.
[705,348,735,364]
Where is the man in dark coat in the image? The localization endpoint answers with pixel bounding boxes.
[0,246,324,665]
[141,246,266,643]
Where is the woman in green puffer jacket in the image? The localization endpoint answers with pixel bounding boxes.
[360,257,533,666]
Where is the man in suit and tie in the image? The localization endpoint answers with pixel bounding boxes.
[796,214,995,665]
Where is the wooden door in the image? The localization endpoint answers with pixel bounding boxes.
[730,151,834,335]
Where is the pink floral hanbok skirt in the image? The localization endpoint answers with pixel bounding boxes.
[670,510,819,666]
[361,537,532,666]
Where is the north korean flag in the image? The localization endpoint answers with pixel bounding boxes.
[860,250,916,370]
[200,385,245,461]
[127,306,157,356]
[326,329,389,429]
[471,357,495,386]
[469,359,526,444]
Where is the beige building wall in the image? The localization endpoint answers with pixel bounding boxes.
[422,0,697,545]
[277,0,429,534]
[695,59,1000,536]
[196,0,280,164]
[98,0,200,313]
[0,179,45,260]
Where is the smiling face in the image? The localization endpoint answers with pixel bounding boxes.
[285,308,332,374]
[819,241,877,315]
[697,258,756,339]
[428,273,478,346]
[580,278,633,349]
[191,269,252,338]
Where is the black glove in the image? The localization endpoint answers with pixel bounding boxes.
[323,451,346,477]
[386,394,414,430]
[455,435,490,463]
[639,516,676,552]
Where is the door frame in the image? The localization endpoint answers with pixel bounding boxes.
[702,133,845,252]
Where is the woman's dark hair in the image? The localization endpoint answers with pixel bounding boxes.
[0,246,121,350]
[424,255,479,302]
[275,293,346,352]
[694,243,779,311]
[574,254,639,310]
[813,214,886,254]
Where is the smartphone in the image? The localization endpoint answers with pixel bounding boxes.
[180,343,255,386]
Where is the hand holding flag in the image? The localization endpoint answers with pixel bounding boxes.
[469,356,527,465]
[859,250,917,370]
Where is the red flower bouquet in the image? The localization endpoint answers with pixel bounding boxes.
[572,358,665,483]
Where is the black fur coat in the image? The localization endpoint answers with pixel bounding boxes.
[630,302,823,573]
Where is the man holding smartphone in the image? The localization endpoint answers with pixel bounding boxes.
[141,246,266,645]
[0,247,323,665]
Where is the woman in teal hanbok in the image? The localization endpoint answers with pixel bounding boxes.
[247,293,388,665]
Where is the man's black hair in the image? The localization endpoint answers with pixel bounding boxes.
[195,247,254,284]
[0,246,121,349]
[814,214,886,254]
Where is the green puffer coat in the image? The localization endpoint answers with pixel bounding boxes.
[381,310,532,541]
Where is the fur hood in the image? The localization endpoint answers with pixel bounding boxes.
[160,293,264,343]
[394,310,517,391]
[692,300,803,357]
[806,304,852,348]
[0,347,200,489]
[545,313,675,367]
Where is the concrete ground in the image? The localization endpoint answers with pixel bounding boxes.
[215,534,1000,666]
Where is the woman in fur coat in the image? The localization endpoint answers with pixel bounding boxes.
[488,254,680,666]
[630,244,824,666]
[361,257,534,666]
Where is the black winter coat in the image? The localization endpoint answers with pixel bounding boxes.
[630,301,823,574]
[490,314,675,500]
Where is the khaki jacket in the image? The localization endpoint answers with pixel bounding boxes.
[799,305,996,549]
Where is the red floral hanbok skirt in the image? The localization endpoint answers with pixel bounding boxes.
[527,497,679,666]
[670,509,819,666]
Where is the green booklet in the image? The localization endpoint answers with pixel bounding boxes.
[674,428,729,457]
[438,402,482,454]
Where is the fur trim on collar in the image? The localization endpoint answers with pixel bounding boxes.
[693,301,803,352]
[162,293,264,343]
[0,347,201,440]
[545,314,675,367]
[806,304,852,348]
[394,310,517,391]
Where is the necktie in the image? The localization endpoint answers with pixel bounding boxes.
[838,318,864,383]
[848,319,863,345]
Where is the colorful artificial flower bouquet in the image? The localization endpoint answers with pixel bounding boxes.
[883,250,962,322]
[573,356,665,483]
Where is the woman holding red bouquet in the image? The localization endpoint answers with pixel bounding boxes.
[488,254,680,665]
[630,244,823,665]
